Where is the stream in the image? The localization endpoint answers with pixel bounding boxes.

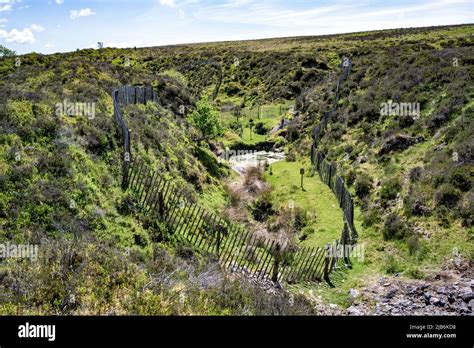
[226,149,286,174]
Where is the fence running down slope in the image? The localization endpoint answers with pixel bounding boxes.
[112,59,356,285]
[310,58,358,243]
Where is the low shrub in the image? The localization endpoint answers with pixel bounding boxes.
[380,177,402,201]
[434,183,461,209]
[382,254,402,274]
[254,122,267,135]
[447,166,472,192]
[382,213,410,240]
[355,173,373,198]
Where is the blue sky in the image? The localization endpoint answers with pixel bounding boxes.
[0,0,472,54]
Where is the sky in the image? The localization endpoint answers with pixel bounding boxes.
[0,0,472,54]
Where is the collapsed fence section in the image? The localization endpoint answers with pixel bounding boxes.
[123,158,350,283]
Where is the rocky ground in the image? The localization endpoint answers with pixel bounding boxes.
[340,260,473,316]
[267,259,474,316]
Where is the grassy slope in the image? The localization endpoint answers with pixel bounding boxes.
[0,24,472,314]
[264,158,343,248]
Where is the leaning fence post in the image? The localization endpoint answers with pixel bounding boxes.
[122,155,130,190]
[122,129,132,190]
[216,225,222,257]
[323,243,330,282]
[342,221,352,268]
[271,243,281,282]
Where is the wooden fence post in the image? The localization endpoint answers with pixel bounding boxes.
[342,222,352,268]
[323,243,330,282]
[271,243,281,282]
[216,225,223,256]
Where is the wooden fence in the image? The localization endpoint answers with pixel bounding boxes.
[112,84,351,284]
[309,58,358,243]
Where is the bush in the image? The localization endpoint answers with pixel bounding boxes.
[345,169,356,187]
[409,167,423,182]
[382,213,410,240]
[251,193,274,222]
[362,208,381,227]
[457,192,473,223]
[407,234,420,255]
[254,122,267,135]
[293,207,308,231]
[406,267,425,279]
[228,120,242,133]
[383,254,402,274]
[434,183,461,208]
[447,166,472,192]
[380,177,401,201]
[355,173,373,198]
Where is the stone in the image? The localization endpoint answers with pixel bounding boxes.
[379,134,424,156]
[347,305,363,316]
[349,288,359,298]
[385,288,398,299]
[461,290,473,303]
[423,292,431,305]
[447,293,455,304]
[430,297,445,307]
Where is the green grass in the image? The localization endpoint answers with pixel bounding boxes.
[220,102,293,146]
[264,158,344,248]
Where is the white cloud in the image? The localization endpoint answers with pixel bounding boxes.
[30,24,45,32]
[0,4,12,12]
[55,0,64,4]
[0,18,6,28]
[0,0,18,12]
[0,28,35,44]
[45,41,56,48]
[159,0,176,8]
[70,8,95,19]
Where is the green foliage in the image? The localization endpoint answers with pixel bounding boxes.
[251,190,274,222]
[447,166,472,192]
[362,208,381,228]
[434,183,461,209]
[189,99,223,142]
[0,44,15,57]
[382,254,402,275]
[161,69,188,86]
[354,173,373,198]
[382,213,410,240]
[380,177,402,201]
[254,122,267,135]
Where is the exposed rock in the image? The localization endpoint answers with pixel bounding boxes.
[347,305,363,316]
[349,288,359,298]
[379,134,424,155]
[385,287,398,299]
[423,292,432,305]
[460,288,473,303]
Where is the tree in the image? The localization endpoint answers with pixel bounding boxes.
[189,99,223,143]
[0,45,16,58]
